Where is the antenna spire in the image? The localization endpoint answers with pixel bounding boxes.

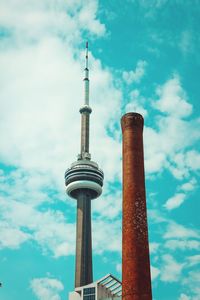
[85,41,88,69]
[84,41,89,106]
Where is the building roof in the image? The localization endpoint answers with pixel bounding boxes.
[97,274,122,297]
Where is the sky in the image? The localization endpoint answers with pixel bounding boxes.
[0,0,200,299]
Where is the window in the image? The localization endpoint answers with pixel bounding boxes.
[83,296,95,300]
[83,287,95,295]
[83,287,95,300]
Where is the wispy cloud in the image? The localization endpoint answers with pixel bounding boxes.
[182,270,200,299]
[179,293,191,300]
[30,277,64,300]
[125,89,148,117]
[164,222,199,240]
[154,74,192,117]
[165,239,200,251]
[163,176,198,210]
[0,0,105,44]
[0,220,31,249]
[151,265,160,281]
[187,255,200,267]
[93,219,121,254]
[164,193,186,210]
[160,254,185,282]
[123,60,147,84]
[179,178,197,192]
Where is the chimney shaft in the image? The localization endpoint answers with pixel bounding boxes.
[121,112,152,300]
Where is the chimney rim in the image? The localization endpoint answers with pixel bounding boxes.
[121,112,144,131]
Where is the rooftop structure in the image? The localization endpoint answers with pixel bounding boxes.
[69,274,122,300]
[65,42,104,288]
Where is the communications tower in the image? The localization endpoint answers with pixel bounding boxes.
[65,42,104,288]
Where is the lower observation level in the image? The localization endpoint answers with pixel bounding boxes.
[65,160,104,200]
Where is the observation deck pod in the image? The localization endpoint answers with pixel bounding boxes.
[69,274,122,300]
[65,160,104,200]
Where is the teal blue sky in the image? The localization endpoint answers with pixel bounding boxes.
[0,1,200,300]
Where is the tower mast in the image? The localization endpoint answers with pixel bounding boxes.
[79,41,92,160]
[65,42,104,288]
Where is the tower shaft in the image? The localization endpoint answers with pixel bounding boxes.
[75,193,93,287]
[121,113,152,300]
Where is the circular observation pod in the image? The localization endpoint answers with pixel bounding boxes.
[65,160,104,200]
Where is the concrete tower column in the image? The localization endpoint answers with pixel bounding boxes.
[75,193,93,287]
[121,112,152,300]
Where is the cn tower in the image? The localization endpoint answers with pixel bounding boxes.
[65,42,104,288]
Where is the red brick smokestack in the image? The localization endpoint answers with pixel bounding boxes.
[121,112,152,300]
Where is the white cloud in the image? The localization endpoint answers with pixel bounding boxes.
[0,167,123,256]
[125,89,148,117]
[0,0,121,184]
[144,117,198,175]
[0,168,76,256]
[116,263,122,273]
[179,178,197,192]
[165,239,200,251]
[143,75,200,177]
[93,219,121,254]
[77,1,105,36]
[160,254,184,282]
[32,211,76,257]
[123,60,147,84]
[0,168,56,207]
[0,221,30,249]
[148,209,168,223]
[164,222,199,240]
[182,271,200,300]
[144,126,167,174]
[0,0,105,44]
[0,39,82,183]
[149,242,160,253]
[160,225,200,298]
[93,190,122,219]
[151,265,160,281]
[168,149,200,180]
[187,255,200,267]
[179,294,191,300]
[163,177,198,211]
[0,40,122,186]
[154,74,192,117]
[164,193,186,210]
[185,150,200,171]
[179,30,193,55]
[31,277,64,300]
